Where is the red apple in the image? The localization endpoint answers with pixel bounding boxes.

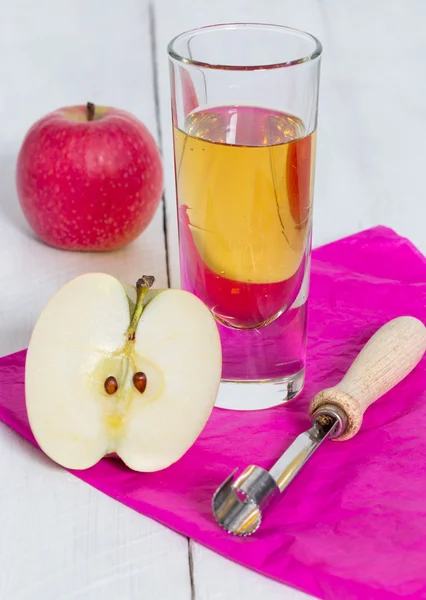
[16,102,163,251]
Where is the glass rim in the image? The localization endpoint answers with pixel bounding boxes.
[167,22,322,71]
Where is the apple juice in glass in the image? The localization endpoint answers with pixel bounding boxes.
[168,24,322,409]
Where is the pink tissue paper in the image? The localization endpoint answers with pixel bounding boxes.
[1,226,426,600]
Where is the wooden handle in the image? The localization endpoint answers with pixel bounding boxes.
[309,316,426,440]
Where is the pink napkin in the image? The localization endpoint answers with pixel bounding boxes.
[1,226,426,600]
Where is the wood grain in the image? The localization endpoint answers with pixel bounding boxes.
[0,0,169,359]
[1,0,425,598]
[190,543,312,600]
[0,427,191,600]
[0,1,188,599]
[154,0,426,290]
[153,0,426,597]
[310,317,426,440]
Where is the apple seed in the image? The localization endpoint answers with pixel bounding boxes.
[104,376,118,395]
[133,371,147,394]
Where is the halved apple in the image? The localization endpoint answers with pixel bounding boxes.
[25,273,222,471]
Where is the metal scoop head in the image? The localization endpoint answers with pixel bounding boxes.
[212,405,346,536]
[212,317,426,537]
[212,466,280,536]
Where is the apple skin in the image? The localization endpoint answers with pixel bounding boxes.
[16,104,163,251]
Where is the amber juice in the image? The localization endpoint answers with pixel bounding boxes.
[174,105,316,385]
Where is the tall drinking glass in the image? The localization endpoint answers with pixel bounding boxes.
[168,24,322,410]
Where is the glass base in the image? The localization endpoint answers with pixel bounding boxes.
[214,368,305,411]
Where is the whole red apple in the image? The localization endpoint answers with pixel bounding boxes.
[16,102,163,251]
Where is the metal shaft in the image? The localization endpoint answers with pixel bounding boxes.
[212,403,348,536]
[269,420,338,492]
[268,403,347,492]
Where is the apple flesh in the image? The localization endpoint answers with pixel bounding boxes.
[25,274,222,471]
[16,103,163,251]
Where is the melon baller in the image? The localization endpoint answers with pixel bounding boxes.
[212,316,426,536]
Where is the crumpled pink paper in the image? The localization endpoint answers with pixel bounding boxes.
[1,226,426,600]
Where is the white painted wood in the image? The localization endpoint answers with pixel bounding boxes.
[0,426,191,600]
[2,1,425,599]
[156,0,326,288]
[0,1,189,599]
[315,0,426,257]
[190,541,312,600]
[155,0,426,290]
[154,0,426,598]
[0,0,169,359]
[156,4,325,596]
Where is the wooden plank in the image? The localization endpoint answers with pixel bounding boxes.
[315,0,426,255]
[0,1,190,599]
[154,0,326,289]
[154,1,323,597]
[155,0,425,290]
[190,541,312,600]
[0,0,169,359]
[154,0,426,598]
[0,426,191,600]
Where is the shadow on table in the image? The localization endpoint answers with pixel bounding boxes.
[1,424,61,473]
[0,153,34,237]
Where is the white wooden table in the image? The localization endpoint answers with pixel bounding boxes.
[0,1,424,598]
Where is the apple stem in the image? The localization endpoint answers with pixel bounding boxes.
[126,276,155,342]
[87,102,95,121]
